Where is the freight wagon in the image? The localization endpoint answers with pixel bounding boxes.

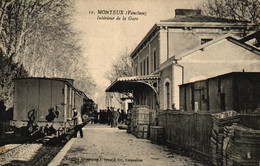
[9,77,90,140]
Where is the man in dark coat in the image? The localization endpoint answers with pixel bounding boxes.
[111,108,119,127]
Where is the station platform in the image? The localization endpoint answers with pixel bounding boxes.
[49,124,203,166]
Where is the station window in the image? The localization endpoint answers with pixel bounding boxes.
[140,62,142,76]
[147,57,149,75]
[164,78,171,110]
[153,50,157,71]
[166,82,170,109]
[143,59,146,75]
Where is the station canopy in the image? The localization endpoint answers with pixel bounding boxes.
[105,75,160,94]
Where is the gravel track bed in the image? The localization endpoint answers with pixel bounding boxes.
[0,141,67,166]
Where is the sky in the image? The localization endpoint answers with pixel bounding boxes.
[73,0,204,109]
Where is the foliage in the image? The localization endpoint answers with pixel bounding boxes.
[0,0,53,59]
[106,49,132,83]
[201,0,260,28]
[0,0,95,109]
[105,49,132,107]
[0,54,28,109]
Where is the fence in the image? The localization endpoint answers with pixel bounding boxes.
[158,111,213,159]
[158,111,260,165]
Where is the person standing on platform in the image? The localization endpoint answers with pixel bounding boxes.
[72,108,83,138]
[107,107,112,125]
[110,107,114,126]
[116,109,120,124]
[111,108,119,127]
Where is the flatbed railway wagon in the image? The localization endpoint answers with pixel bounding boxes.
[10,77,87,140]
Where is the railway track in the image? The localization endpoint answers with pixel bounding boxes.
[0,138,68,166]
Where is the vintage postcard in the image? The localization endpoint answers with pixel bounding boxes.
[0,0,260,165]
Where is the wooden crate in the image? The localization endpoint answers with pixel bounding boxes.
[150,126,165,144]
[134,124,148,139]
[136,111,149,125]
[135,130,148,139]
[137,124,148,132]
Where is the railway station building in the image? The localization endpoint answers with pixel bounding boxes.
[106,9,258,113]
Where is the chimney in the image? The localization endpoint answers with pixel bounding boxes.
[175,9,201,18]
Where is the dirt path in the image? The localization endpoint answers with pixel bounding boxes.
[59,124,204,166]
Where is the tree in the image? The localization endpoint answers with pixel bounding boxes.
[201,0,260,28]
[106,49,133,83]
[0,0,96,109]
[105,49,133,107]
[0,54,28,109]
[0,0,54,59]
[15,0,96,95]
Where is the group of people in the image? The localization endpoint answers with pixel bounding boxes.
[99,107,127,127]
[72,107,128,138]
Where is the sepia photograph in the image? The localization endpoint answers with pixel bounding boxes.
[0,0,260,165]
